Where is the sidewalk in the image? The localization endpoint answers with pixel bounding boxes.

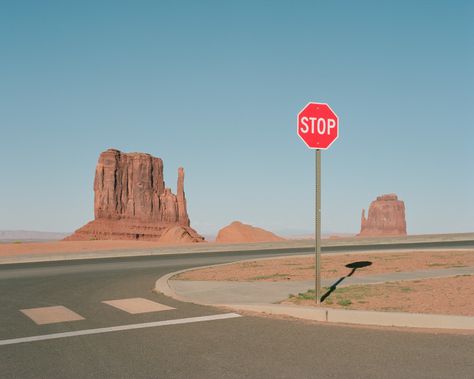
[169,266,474,305]
[156,266,474,331]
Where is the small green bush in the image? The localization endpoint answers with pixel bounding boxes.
[337,299,352,307]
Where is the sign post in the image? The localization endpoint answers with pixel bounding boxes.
[315,149,321,304]
[297,102,339,304]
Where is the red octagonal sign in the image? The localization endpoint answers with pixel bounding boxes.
[297,102,339,149]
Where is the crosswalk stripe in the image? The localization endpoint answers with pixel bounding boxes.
[20,305,84,325]
[102,297,175,314]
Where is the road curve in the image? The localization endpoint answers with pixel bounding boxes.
[0,241,473,378]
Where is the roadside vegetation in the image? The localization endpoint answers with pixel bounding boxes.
[177,250,474,282]
[285,275,474,316]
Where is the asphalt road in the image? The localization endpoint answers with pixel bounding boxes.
[1,244,473,378]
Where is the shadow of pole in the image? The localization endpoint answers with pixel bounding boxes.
[320,261,372,303]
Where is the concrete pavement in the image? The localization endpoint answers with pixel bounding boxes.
[168,266,474,305]
[2,247,474,378]
[157,264,474,330]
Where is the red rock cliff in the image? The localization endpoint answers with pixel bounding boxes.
[358,194,407,237]
[66,149,204,242]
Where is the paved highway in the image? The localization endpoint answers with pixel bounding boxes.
[1,243,473,378]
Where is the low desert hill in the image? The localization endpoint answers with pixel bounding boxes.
[215,221,285,244]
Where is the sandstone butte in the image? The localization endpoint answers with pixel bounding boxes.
[358,194,407,237]
[215,221,285,244]
[65,149,204,243]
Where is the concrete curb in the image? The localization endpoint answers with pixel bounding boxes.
[0,248,234,265]
[2,232,473,265]
[222,304,474,330]
[154,262,474,331]
[0,248,402,266]
[154,253,318,304]
[0,245,314,266]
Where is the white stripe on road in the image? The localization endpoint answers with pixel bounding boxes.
[0,313,241,346]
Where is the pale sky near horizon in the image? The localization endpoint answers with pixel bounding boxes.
[1,1,473,236]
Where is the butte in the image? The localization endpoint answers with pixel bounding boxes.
[66,149,204,243]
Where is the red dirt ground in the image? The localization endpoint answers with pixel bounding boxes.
[177,250,474,281]
[283,275,474,316]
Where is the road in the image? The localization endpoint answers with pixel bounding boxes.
[1,243,473,378]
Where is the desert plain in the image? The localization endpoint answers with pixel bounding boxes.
[175,247,474,317]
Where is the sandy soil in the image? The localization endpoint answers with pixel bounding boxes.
[0,240,196,257]
[283,275,474,316]
[177,250,474,281]
[1,232,472,258]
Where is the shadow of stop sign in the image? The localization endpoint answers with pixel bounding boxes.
[297,103,339,149]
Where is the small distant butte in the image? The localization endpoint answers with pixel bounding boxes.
[358,193,407,237]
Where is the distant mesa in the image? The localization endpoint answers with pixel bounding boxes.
[215,221,285,244]
[358,194,407,237]
[0,230,69,242]
[65,149,204,243]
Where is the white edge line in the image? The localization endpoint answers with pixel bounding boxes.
[0,313,241,347]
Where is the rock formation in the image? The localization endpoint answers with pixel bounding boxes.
[215,221,285,244]
[66,149,204,242]
[358,194,407,237]
[158,225,199,244]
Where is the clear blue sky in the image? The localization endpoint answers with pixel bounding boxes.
[1,1,473,236]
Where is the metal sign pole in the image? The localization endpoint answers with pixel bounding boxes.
[315,149,321,304]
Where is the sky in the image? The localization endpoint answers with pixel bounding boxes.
[0,0,473,236]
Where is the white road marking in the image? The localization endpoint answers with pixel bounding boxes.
[0,313,241,346]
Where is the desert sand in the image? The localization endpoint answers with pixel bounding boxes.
[176,249,474,316]
[284,276,474,316]
[1,233,473,259]
[215,221,285,243]
[0,240,183,257]
[176,250,474,281]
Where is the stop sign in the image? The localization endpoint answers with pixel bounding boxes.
[297,102,339,149]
